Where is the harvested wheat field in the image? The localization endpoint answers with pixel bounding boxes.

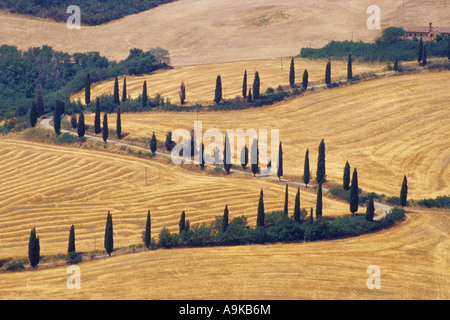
[83,71,450,200]
[71,58,385,106]
[1,0,449,66]
[0,207,448,300]
[0,138,351,260]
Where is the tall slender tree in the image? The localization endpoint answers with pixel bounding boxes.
[122,76,127,103]
[417,36,424,63]
[349,168,359,215]
[347,54,353,81]
[422,44,427,66]
[251,138,259,176]
[247,88,253,103]
[343,161,351,191]
[221,205,229,233]
[302,69,308,90]
[85,73,91,105]
[223,133,231,174]
[289,57,295,87]
[179,81,186,105]
[253,71,260,100]
[144,210,151,249]
[35,86,44,117]
[104,212,113,256]
[53,101,61,135]
[150,132,157,153]
[316,139,326,184]
[214,75,222,104]
[316,182,323,219]
[293,187,301,223]
[256,189,265,228]
[116,107,122,139]
[303,149,310,187]
[113,76,120,105]
[241,145,248,170]
[28,227,40,268]
[68,225,76,254]
[200,142,205,169]
[365,196,375,222]
[310,207,314,223]
[400,175,408,209]
[77,111,85,138]
[142,80,148,108]
[242,70,247,98]
[94,97,101,134]
[277,142,283,181]
[179,211,186,233]
[70,113,77,129]
[102,113,108,143]
[325,59,331,86]
[284,184,289,215]
[30,101,38,127]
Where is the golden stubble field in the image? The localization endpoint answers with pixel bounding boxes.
[1,0,449,66]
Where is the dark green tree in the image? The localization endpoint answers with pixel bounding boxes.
[116,107,122,139]
[150,132,157,153]
[325,59,331,86]
[253,71,260,100]
[165,131,175,151]
[284,184,288,215]
[102,113,108,143]
[85,73,91,105]
[347,54,353,80]
[393,58,399,71]
[142,80,148,108]
[303,149,310,186]
[199,142,205,169]
[242,70,247,98]
[94,97,101,134]
[70,113,77,129]
[113,76,120,105]
[35,86,44,117]
[309,207,313,223]
[214,75,222,104]
[277,142,283,181]
[256,189,265,228]
[293,187,301,223]
[68,225,76,254]
[223,133,231,174]
[302,69,308,90]
[247,88,252,103]
[53,102,61,135]
[343,161,351,191]
[241,145,248,170]
[30,101,38,127]
[422,44,427,66]
[179,81,186,105]
[365,195,375,222]
[289,57,295,87]
[349,168,359,215]
[447,36,450,61]
[28,227,40,268]
[417,36,424,63]
[400,175,408,209]
[221,204,229,233]
[316,182,323,219]
[77,111,85,139]
[104,211,113,256]
[179,211,186,233]
[316,139,326,184]
[144,210,151,249]
[251,139,259,176]
[122,76,127,103]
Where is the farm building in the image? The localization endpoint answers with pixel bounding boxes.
[406,22,450,40]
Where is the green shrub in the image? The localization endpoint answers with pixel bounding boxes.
[158,228,178,248]
[6,260,25,271]
[417,196,450,208]
[66,252,83,265]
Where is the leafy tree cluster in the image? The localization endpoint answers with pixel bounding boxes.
[0,0,178,26]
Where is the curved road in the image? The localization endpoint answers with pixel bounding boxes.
[40,117,392,220]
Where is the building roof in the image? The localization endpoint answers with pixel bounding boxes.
[407,25,450,35]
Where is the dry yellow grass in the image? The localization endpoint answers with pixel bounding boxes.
[0,138,350,260]
[0,208,448,300]
[71,57,385,106]
[1,0,449,66]
[83,71,450,200]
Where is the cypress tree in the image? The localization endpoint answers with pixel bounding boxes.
[179,211,186,233]
[253,71,260,100]
[142,80,148,108]
[365,196,375,222]
[28,227,40,268]
[347,54,353,81]
[277,142,283,181]
[70,113,77,129]
[247,88,252,103]
[150,132,157,153]
[242,70,247,98]
[116,107,122,139]
[293,187,301,223]
[325,59,331,86]
[223,133,231,174]
[316,139,326,184]
[113,76,120,105]
[302,69,308,90]
[310,207,313,223]
[35,86,44,117]
[94,97,101,134]
[214,75,222,104]
[102,113,108,143]
[447,36,450,61]
[30,101,38,127]
[122,76,127,103]
[422,44,427,66]
[104,212,113,256]
[400,175,408,209]
[144,210,151,249]
[241,145,248,170]
[256,189,265,228]
[221,205,229,233]
[316,182,323,219]
[200,142,205,169]
[284,184,288,215]
[179,81,186,105]
[77,111,85,138]
[343,161,351,191]
[251,139,259,176]
[85,73,91,105]
[393,58,399,71]
[165,131,175,151]
[289,57,295,87]
[418,36,424,63]
[349,168,359,215]
[68,225,76,254]
[303,149,310,187]
[53,102,61,135]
